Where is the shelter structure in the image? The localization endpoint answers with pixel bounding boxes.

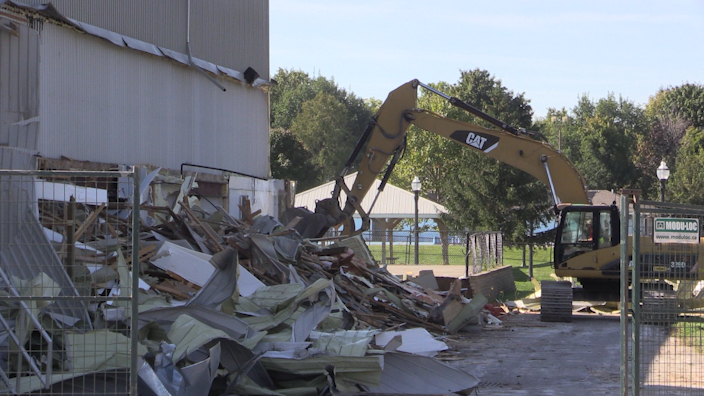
[295,173,451,264]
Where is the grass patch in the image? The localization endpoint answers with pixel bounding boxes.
[673,321,704,353]
[367,243,555,301]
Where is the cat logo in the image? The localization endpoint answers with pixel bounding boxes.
[449,130,499,153]
[466,133,488,149]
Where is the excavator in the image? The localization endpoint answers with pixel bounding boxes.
[281,79,703,322]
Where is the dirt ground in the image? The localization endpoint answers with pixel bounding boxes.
[447,312,623,395]
[386,265,623,394]
[385,265,704,395]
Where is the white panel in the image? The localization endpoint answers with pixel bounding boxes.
[229,176,285,220]
[37,24,269,179]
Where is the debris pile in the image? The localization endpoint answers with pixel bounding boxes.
[0,169,498,395]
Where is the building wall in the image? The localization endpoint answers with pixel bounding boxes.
[0,18,39,150]
[38,23,270,178]
[17,0,269,79]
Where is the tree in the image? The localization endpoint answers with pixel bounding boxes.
[290,92,362,185]
[647,84,704,129]
[270,68,372,132]
[269,68,374,188]
[269,128,319,191]
[270,69,317,131]
[391,70,551,244]
[666,126,704,204]
[635,84,701,199]
[559,94,647,193]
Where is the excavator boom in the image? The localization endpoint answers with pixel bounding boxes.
[282,79,588,238]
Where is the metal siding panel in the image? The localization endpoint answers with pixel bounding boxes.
[7,22,18,113]
[191,0,269,79]
[0,30,7,145]
[0,19,39,150]
[38,24,269,178]
[19,0,269,78]
[25,23,39,117]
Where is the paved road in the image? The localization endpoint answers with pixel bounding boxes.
[449,313,623,395]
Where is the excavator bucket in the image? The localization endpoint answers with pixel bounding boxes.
[280,206,334,239]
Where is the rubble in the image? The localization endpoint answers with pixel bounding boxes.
[0,168,514,395]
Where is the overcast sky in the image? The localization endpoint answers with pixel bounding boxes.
[270,1,704,119]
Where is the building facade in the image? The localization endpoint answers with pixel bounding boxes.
[0,0,284,216]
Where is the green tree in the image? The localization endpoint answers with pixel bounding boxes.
[391,70,551,243]
[561,94,647,193]
[270,69,317,130]
[666,126,704,204]
[269,68,374,188]
[269,128,319,191]
[635,84,701,199]
[290,92,363,185]
[647,84,704,129]
[270,68,372,132]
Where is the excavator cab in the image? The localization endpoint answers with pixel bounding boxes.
[554,205,620,266]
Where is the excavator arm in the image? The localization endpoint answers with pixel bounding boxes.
[282,80,588,238]
[409,110,589,205]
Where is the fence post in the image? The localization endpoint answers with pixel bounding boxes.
[522,244,526,268]
[65,196,76,279]
[130,168,141,395]
[631,195,641,396]
[472,234,478,274]
[465,232,470,277]
[619,194,629,395]
[498,233,503,265]
[529,225,534,279]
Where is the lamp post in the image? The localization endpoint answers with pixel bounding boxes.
[412,176,421,265]
[551,115,568,152]
[657,161,670,202]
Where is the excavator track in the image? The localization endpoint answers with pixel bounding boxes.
[540,281,573,322]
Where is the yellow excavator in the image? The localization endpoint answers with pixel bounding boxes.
[281,79,704,322]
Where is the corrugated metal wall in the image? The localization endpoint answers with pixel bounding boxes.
[0,19,39,150]
[38,23,270,179]
[18,0,269,79]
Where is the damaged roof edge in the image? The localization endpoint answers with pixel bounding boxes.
[0,0,270,89]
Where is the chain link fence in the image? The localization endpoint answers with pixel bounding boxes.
[623,197,704,395]
[0,170,139,395]
[360,230,503,274]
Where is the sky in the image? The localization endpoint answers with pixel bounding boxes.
[270,1,704,119]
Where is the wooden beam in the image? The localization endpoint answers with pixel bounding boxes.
[73,203,106,240]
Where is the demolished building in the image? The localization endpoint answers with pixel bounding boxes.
[0,162,501,395]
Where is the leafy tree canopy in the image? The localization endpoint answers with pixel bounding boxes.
[269,68,374,190]
[269,128,319,191]
[390,69,551,243]
[647,84,704,129]
[541,94,647,195]
[666,126,704,205]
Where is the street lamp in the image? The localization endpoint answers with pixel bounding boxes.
[551,115,568,152]
[412,176,421,265]
[657,160,670,202]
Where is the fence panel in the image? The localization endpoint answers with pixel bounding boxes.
[0,170,138,395]
[627,200,704,395]
[361,230,503,273]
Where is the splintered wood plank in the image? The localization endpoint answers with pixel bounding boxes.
[179,201,224,252]
[74,203,106,240]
